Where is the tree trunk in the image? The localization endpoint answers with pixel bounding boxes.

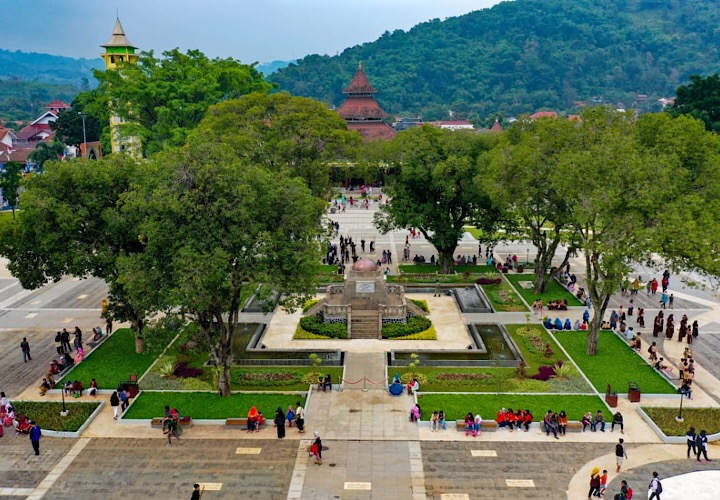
[533,262,550,294]
[215,306,238,397]
[438,248,456,274]
[586,311,602,355]
[131,315,145,353]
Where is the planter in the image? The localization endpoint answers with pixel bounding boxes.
[628,382,641,403]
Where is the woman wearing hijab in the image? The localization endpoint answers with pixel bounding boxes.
[247,406,259,433]
[311,431,323,465]
[588,466,601,498]
[274,407,286,438]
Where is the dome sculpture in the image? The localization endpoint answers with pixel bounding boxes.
[352,258,379,272]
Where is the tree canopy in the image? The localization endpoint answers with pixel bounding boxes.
[668,74,720,134]
[374,125,500,273]
[0,161,22,217]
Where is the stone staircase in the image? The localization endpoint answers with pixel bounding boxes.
[351,310,380,339]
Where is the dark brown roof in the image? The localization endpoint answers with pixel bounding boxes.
[337,97,388,120]
[490,119,504,132]
[348,122,396,142]
[343,62,378,94]
[45,100,71,110]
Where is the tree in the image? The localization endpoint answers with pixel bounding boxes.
[489,117,579,293]
[191,92,362,197]
[119,142,325,396]
[0,161,22,218]
[27,141,64,171]
[90,49,272,155]
[669,74,720,133]
[0,156,150,346]
[374,125,501,274]
[50,93,104,147]
[553,107,671,354]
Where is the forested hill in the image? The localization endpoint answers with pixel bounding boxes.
[270,0,720,120]
[0,49,101,86]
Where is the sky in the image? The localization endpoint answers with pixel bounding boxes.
[0,0,503,63]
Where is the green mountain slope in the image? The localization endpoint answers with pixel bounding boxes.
[270,0,720,119]
[0,49,102,86]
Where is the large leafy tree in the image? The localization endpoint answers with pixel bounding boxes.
[119,142,324,396]
[192,92,362,196]
[27,141,65,171]
[374,125,501,274]
[489,117,579,293]
[554,108,672,354]
[89,48,272,156]
[0,156,149,345]
[669,74,720,133]
[50,93,104,147]
[0,161,22,218]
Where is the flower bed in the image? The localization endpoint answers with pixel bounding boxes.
[641,407,720,436]
[504,273,583,306]
[11,401,101,432]
[479,280,528,312]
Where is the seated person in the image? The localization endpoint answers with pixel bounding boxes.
[582,411,592,432]
[591,410,605,432]
[92,327,104,341]
[547,300,557,311]
[553,318,563,330]
[563,318,572,330]
[601,320,611,330]
[568,282,575,293]
[322,374,332,392]
[74,346,85,364]
[543,317,553,330]
[15,414,31,434]
[88,378,98,397]
[47,374,56,389]
[409,404,421,423]
[72,380,84,397]
[61,352,75,370]
[579,321,588,331]
[3,406,16,427]
[559,300,568,311]
[573,319,582,330]
[64,380,73,396]
[39,378,51,396]
[49,360,61,375]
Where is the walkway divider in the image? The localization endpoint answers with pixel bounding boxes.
[341,376,389,391]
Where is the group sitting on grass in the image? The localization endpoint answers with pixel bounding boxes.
[496,407,534,432]
[546,299,569,311]
[544,317,587,331]
[1,401,17,428]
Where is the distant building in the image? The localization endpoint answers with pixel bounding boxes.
[425,120,474,130]
[530,111,558,120]
[337,62,396,142]
[393,117,423,132]
[490,118,504,132]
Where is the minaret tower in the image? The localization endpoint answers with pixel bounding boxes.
[100,18,141,157]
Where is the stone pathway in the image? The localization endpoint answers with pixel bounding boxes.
[343,352,387,390]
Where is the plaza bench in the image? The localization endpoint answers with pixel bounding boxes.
[454,420,498,432]
[150,416,192,429]
[225,418,266,430]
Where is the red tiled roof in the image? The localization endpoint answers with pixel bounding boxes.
[343,62,378,94]
[530,111,558,119]
[0,143,33,163]
[348,122,396,142]
[45,100,71,110]
[338,97,388,120]
[15,124,54,141]
[490,119,504,132]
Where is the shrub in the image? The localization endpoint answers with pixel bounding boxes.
[399,373,428,385]
[299,316,348,339]
[294,327,331,340]
[531,364,557,381]
[303,299,320,312]
[174,362,204,379]
[477,277,501,285]
[156,357,177,378]
[410,299,430,313]
[237,371,300,387]
[382,316,432,338]
[392,326,437,340]
[181,377,213,390]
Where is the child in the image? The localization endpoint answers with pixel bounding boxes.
[598,469,608,497]
[464,412,474,436]
[473,414,482,437]
[430,411,439,432]
[286,405,295,428]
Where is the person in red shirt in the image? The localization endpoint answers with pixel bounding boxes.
[496,408,506,430]
[506,408,516,432]
[522,410,533,432]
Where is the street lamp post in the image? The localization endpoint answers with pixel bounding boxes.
[78,112,87,160]
[675,391,685,422]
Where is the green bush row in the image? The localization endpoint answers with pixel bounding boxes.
[382,316,432,339]
[299,315,348,339]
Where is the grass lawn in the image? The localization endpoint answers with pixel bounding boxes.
[125,391,305,420]
[553,331,677,394]
[642,407,720,436]
[11,401,101,432]
[480,281,528,312]
[398,264,497,274]
[0,210,15,229]
[418,394,606,421]
[59,328,164,390]
[504,273,583,306]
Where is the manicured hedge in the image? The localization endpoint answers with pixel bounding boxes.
[382,316,432,339]
[299,315,348,339]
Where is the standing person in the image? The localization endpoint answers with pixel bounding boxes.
[686,427,697,459]
[29,421,42,455]
[598,469,608,498]
[311,430,323,465]
[20,337,32,362]
[430,411,439,432]
[119,387,128,413]
[616,438,628,472]
[588,467,601,499]
[110,390,120,420]
[165,417,182,446]
[106,317,113,336]
[360,239,365,253]
[274,407,286,438]
[660,291,668,309]
[696,429,711,462]
[286,405,295,428]
[61,328,72,353]
[648,471,662,500]
[191,483,203,500]
[295,401,305,434]
[54,332,63,355]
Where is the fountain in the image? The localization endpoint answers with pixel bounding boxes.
[453,285,494,313]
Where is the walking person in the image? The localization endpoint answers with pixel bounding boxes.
[191,483,204,500]
[20,337,32,362]
[29,421,42,456]
[274,407,286,438]
[110,390,120,419]
[696,429,712,462]
[648,471,662,500]
[311,430,323,465]
[165,417,182,446]
[615,438,628,472]
[295,401,305,434]
[686,427,697,458]
[588,467,601,499]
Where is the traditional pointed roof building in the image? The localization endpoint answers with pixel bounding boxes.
[337,62,396,142]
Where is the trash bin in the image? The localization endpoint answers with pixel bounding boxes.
[628,382,641,403]
[605,384,618,408]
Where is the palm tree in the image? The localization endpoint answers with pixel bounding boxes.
[27,141,65,172]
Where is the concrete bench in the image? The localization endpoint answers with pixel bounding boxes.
[455,420,498,432]
[151,416,192,429]
[225,418,266,430]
